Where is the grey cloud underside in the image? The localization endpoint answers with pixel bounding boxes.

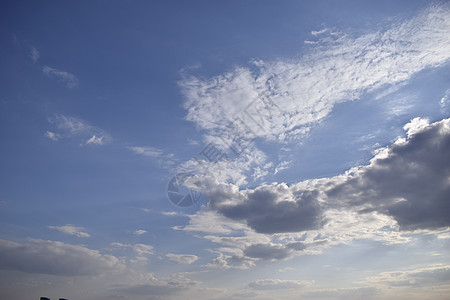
[207,185,325,234]
[327,119,450,231]
[243,241,309,260]
[204,118,450,234]
[0,239,122,276]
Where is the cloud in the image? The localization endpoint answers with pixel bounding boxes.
[133,230,147,235]
[86,135,105,145]
[325,117,450,231]
[180,4,450,145]
[112,273,200,299]
[304,287,380,300]
[48,224,90,237]
[30,47,39,62]
[0,239,123,276]
[129,146,163,158]
[365,265,450,287]
[248,279,313,290]
[166,253,199,264]
[44,130,60,141]
[129,146,176,168]
[176,117,449,269]
[208,117,450,234]
[47,115,110,145]
[243,243,293,260]
[440,89,450,113]
[204,181,324,234]
[206,253,256,270]
[43,66,79,88]
[111,242,154,261]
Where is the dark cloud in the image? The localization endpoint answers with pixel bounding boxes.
[326,118,450,231]
[243,243,292,260]
[0,239,123,276]
[206,183,325,234]
[206,118,450,235]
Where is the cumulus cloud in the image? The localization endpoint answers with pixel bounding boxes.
[208,117,450,234]
[43,66,79,88]
[166,253,199,264]
[203,181,324,234]
[177,117,450,268]
[326,117,450,231]
[48,224,90,237]
[206,253,256,270]
[0,239,123,276]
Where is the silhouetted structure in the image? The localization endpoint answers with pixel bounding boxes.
[40,298,50,300]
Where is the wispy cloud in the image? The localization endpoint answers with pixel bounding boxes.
[176,4,450,186]
[44,130,60,141]
[111,242,154,262]
[180,5,450,145]
[166,253,199,264]
[46,115,111,145]
[129,146,176,168]
[29,47,39,62]
[364,265,450,287]
[43,65,79,88]
[133,230,147,235]
[248,279,313,290]
[48,224,90,237]
[129,146,163,158]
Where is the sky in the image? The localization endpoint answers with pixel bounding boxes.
[0,1,450,299]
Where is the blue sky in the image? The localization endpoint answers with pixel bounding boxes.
[1,1,450,299]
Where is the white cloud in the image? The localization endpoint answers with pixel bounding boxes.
[44,130,60,141]
[86,135,105,145]
[166,253,199,264]
[403,117,430,137]
[364,265,450,287]
[248,279,313,290]
[180,4,450,146]
[43,66,79,88]
[48,224,90,237]
[129,146,163,158]
[47,115,110,145]
[129,146,177,169]
[30,47,39,62]
[133,230,147,235]
[0,239,123,276]
[111,242,154,261]
[112,272,200,298]
[440,89,450,113]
